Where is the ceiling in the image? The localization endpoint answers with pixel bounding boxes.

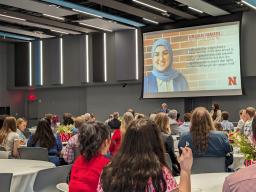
[0,0,251,41]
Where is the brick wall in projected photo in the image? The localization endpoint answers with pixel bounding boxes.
[144,27,222,90]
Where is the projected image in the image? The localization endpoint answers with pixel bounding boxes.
[143,22,241,98]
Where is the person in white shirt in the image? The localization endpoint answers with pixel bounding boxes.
[243,107,255,137]
[236,109,245,132]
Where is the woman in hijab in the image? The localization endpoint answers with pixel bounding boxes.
[144,38,188,93]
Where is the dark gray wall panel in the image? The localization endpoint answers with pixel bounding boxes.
[43,38,61,86]
[115,30,136,81]
[92,33,104,82]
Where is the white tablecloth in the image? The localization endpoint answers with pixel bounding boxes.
[175,172,231,192]
[0,159,55,192]
[229,153,245,170]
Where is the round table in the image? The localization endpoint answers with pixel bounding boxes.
[0,159,55,192]
[175,172,231,192]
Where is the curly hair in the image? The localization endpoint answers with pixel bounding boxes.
[79,121,110,161]
[190,107,215,153]
[101,119,168,192]
[154,112,170,134]
[120,112,134,137]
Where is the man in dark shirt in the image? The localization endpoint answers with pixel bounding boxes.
[108,112,121,129]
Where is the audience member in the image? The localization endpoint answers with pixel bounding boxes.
[82,113,91,122]
[243,107,255,137]
[214,122,224,131]
[16,118,28,145]
[109,112,134,155]
[134,113,145,120]
[62,113,74,126]
[179,113,191,136]
[178,107,233,170]
[104,114,113,125]
[63,116,85,164]
[69,122,111,192]
[221,111,234,132]
[98,119,192,192]
[160,103,169,113]
[27,119,63,166]
[149,112,157,121]
[237,109,245,132]
[0,116,19,158]
[223,117,256,192]
[155,112,180,176]
[176,112,183,126]
[108,112,121,129]
[127,108,135,117]
[168,109,179,135]
[210,103,222,122]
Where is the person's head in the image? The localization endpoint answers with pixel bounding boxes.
[63,113,74,125]
[127,108,135,117]
[245,107,255,120]
[168,109,178,120]
[155,112,170,134]
[183,113,191,122]
[152,39,172,72]
[212,103,220,111]
[149,113,157,121]
[101,118,168,192]
[32,118,56,149]
[134,113,145,120]
[16,118,27,132]
[221,111,229,121]
[79,122,111,161]
[89,113,96,122]
[214,122,223,131]
[0,115,8,129]
[161,103,168,110]
[190,107,215,152]
[74,116,85,130]
[120,112,134,137]
[82,113,91,122]
[45,113,53,122]
[0,116,16,144]
[113,112,119,119]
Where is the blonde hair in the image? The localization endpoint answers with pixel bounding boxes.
[190,107,215,152]
[120,112,134,137]
[16,118,27,128]
[74,116,85,129]
[154,112,170,134]
[0,116,17,144]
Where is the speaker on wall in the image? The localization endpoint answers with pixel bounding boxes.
[0,107,10,115]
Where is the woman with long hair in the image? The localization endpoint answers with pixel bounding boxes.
[178,107,233,169]
[69,121,111,192]
[109,112,134,155]
[210,103,222,122]
[0,116,19,157]
[27,118,62,165]
[98,118,192,192]
[155,112,180,176]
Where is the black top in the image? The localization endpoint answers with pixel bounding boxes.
[108,119,121,129]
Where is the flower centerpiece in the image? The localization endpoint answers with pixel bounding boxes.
[229,131,256,166]
[56,124,73,142]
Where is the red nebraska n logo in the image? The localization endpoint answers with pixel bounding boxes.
[228,76,237,85]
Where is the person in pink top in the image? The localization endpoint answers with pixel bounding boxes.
[223,117,256,192]
[109,112,134,155]
[98,118,193,192]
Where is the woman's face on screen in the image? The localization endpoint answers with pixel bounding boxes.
[153,45,170,72]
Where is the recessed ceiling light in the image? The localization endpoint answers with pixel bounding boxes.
[50,29,69,34]
[188,6,204,13]
[142,18,159,24]
[72,9,102,18]
[78,22,112,32]
[0,14,26,21]
[43,14,65,21]
[132,0,167,13]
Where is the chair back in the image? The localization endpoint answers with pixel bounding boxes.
[18,147,49,161]
[0,173,13,192]
[34,165,72,192]
[0,151,9,159]
[164,153,173,171]
[192,156,226,174]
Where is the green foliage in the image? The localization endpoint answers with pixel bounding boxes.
[56,124,73,134]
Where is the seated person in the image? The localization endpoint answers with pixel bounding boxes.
[27,119,63,166]
[0,116,19,158]
[63,116,85,164]
[221,111,234,132]
[16,118,29,145]
[98,119,192,192]
[178,107,233,171]
[108,112,121,130]
[168,109,179,135]
[69,122,111,192]
[179,113,191,136]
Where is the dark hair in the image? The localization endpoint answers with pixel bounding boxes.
[222,111,229,121]
[79,121,110,161]
[184,113,191,122]
[101,119,168,192]
[176,112,180,121]
[214,122,223,131]
[212,104,220,121]
[252,117,256,142]
[246,107,255,118]
[31,119,56,149]
[63,113,74,126]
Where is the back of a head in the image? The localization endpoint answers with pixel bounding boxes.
[74,116,85,129]
[101,118,167,192]
[83,113,91,122]
[214,122,223,131]
[113,112,119,119]
[191,107,215,152]
[33,119,55,148]
[127,108,135,117]
[2,116,17,132]
[45,113,53,121]
[246,107,255,118]
[222,111,229,121]
[168,109,177,120]
[79,121,110,161]
[120,112,134,136]
[154,112,170,134]
[183,113,191,122]
[213,103,220,111]
[134,113,145,120]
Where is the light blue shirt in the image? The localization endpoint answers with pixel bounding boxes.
[221,120,234,131]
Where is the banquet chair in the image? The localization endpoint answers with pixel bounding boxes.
[192,157,225,174]
[33,165,72,192]
[165,153,173,171]
[18,147,49,161]
[0,173,13,192]
[0,151,9,159]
